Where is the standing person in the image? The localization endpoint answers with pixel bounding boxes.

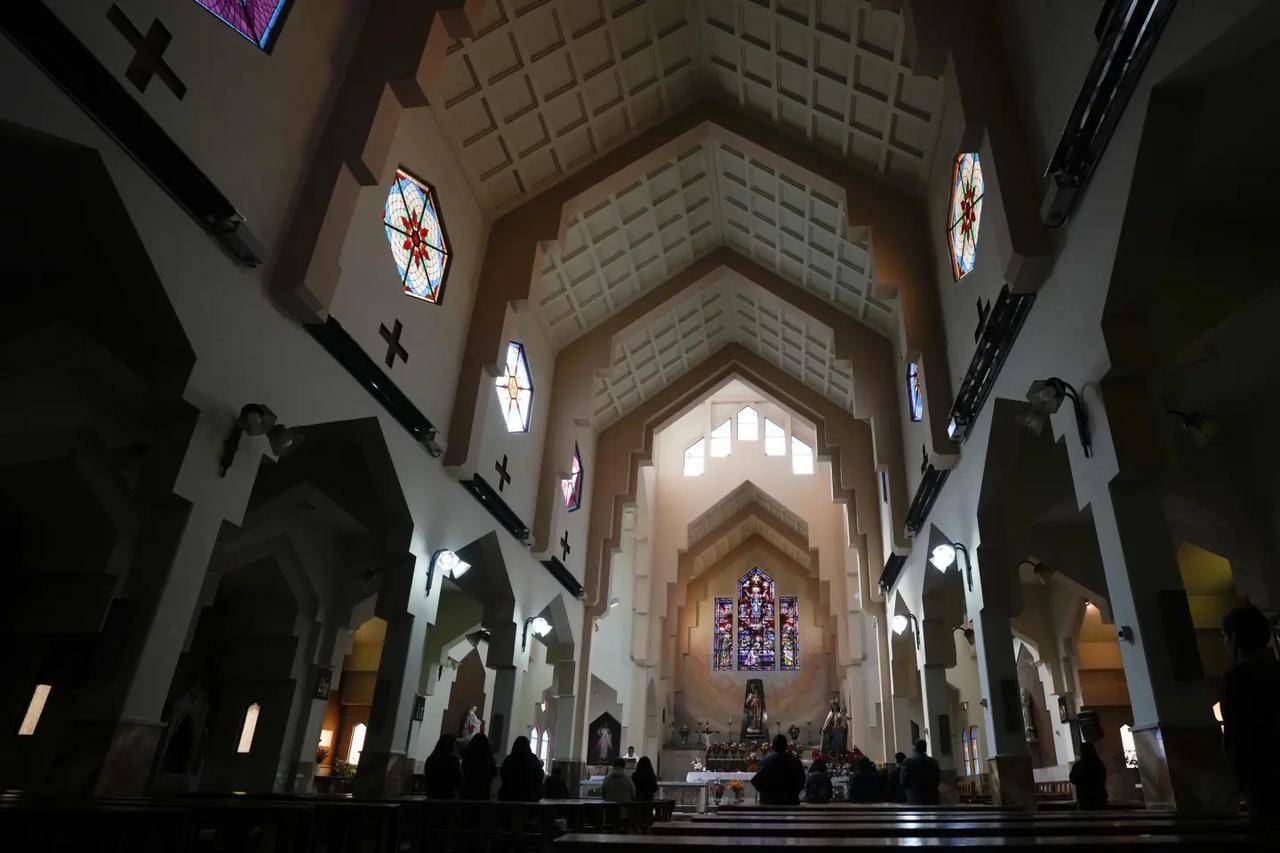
[804,758,833,804]
[601,758,636,802]
[888,752,908,803]
[624,746,638,765]
[900,739,941,805]
[1068,742,1108,810]
[632,756,659,801]
[751,735,805,805]
[543,765,571,799]
[422,734,462,799]
[498,736,545,801]
[1220,604,1280,825]
[460,733,496,800]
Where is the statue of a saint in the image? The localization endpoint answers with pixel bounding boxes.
[820,699,840,756]
[461,705,482,743]
[1020,688,1038,742]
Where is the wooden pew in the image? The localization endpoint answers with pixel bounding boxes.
[555,835,1268,850]
[651,819,1249,838]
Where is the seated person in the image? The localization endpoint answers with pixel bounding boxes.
[542,765,571,799]
[848,756,883,803]
[900,739,941,805]
[804,758,833,804]
[751,735,805,805]
[601,758,636,802]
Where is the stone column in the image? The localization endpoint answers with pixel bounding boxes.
[972,545,1035,809]
[919,617,958,803]
[355,610,417,794]
[872,611,898,759]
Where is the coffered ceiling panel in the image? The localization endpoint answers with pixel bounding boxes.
[685,480,812,573]
[428,0,943,213]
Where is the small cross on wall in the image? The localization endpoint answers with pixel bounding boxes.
[107,5,187,99]
[494,455,511,491]
[560,530,571,562]
[379,320,409,369]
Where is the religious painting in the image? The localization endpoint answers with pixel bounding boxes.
[947,152,985,280]
[741,679,767,740]
[712,597,734,671]
[383,167,452,304]
[587,712,621,764]
[779,596,800,671]
[736,567,776,671]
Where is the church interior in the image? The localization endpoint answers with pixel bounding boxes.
[3,0,1280,849]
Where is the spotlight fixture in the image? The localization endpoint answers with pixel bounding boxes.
[609,597,620,609]
[1166,410,1220,448]
[425,549,471,596]
[930,541,974,591]
[522,615,552,650]
[891,614,909,635]
[218,404,303,477]
[1023,377,1092,457]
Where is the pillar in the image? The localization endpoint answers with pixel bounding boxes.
[872,611,898,759]
[919,617,959,803]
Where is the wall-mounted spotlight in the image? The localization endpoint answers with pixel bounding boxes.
[425,548,472,596]
[891,614,910,635]
[1020,377,1092,457]
[891,613,920,649]
[523,615,552,651]
[930,541,974,592]
[218,403,304,477]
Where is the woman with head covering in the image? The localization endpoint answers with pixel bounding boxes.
[422,734,462,799]
[498,735,545,801]
[460,733,497,800]
[1069,741,1109,810]
[631,756,659,802]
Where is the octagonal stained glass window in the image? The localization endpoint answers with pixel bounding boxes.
[384,168,451,304]
[495,342,534,432]
[947,152,984,280]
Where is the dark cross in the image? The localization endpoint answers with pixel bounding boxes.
[494,455,511,491]
[379,320,409,369]
[560,530,572,561]
[107,5,187,99]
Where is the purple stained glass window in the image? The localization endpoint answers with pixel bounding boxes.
[384,168,452,304]
[780,596,800,671]
[737,568,776,671]
[713,598,734,672]
[195,1,290,51]
[907,362,924,422]
[561,444,584,512]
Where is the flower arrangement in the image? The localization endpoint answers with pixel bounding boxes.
[726,779,746,802]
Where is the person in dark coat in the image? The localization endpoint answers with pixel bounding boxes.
[1068,741,1108,810]
[542,764,571,799]
[460,733,497,800]
[900,739,941,805]
[422,734,462,798]
[804,758,833,803]
[751,735,806,805]
[498,736,545,801]
[1220,604,1280,826]
[848,756,884,803]
[888,751,908,803]
[631,756,659,802]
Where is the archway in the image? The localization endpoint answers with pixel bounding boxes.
[441,648,487,744]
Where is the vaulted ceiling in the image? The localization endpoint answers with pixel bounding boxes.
[428,0,944,213]
[686,481,811,576]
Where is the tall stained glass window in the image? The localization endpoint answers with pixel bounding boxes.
[561,443,584,511]
[384,168,452,304]
[947,152,984,280]
[195,1,290,51]
[712,598,734,671]
[907,362,924,422]
[779,596,800,671]
[737,568,776,671]
[494,342,534,432]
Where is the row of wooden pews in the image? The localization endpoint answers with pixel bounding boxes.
[0,790,675,852]
[554,801,1265,851]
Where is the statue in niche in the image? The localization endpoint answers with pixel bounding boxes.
[741,679,767,739]
[1020,688,1038,743]
[821,700,849,757]
[460,705,483,744]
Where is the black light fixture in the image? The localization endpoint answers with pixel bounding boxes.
[1020,377,1092,457]
[929,541,974,592]
[522,615,552,651]
[218,404,304,477]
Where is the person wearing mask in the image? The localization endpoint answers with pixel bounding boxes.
[542,765,571,799]
[804,758,833,803]
[900,739,941,805]
[631,756,659,801]
[751,735,805,805]
[848,756,884,803]
[888,752,908,803]
[422,734,462,799]
[601,758,636,802]
[1220,604,1280,825]
[498,736,545,801]
[1068,741,1108,810]
[460,733,497,800]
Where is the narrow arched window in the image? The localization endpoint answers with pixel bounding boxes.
[713,597,734,671]
[791,436,814,475]
[17,684,52,736]
[779,597,800,671]
[907,362,924,422]
[236,702,260,754]
[348,722,368,765]
[737,568,777,671]
[737,406,759,441]
[561,443,584,511]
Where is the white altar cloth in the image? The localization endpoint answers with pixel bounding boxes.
[686,771,755,784]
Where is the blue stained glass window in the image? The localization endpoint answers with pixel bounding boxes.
[713,598,734,671]
[947,152,984,280]
[384,168,452,304]
[907,362,924,422]
[561,443,584,511]
[737,568,776,671]
[194,1,290,51]
[779,596,800,671]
